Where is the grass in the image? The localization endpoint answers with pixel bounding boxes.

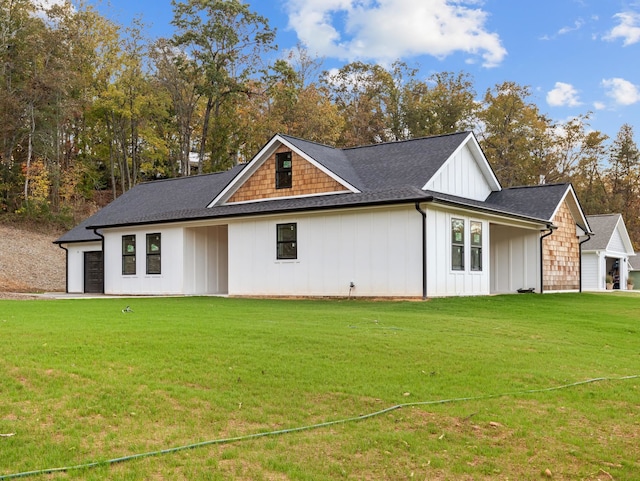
[0,293,639,480]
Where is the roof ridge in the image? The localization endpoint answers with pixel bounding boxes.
[341,131,470,152]
[278,133,338,150]
[135,167,243,187]
[586,213,621,218]
[502,182,569,190]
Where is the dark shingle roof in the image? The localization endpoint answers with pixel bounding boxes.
[485,184,571,221]
[55,166,244,243]
[279,135,362,189]
[280,131,470,191]
[56,132,578,243]
[344,132,470,190]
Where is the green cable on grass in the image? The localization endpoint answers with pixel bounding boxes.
[1,375,638,480]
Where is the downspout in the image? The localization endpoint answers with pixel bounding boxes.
[539,225,557,294]
[415,202,427,300]
[92,229,105,294]
[578,233,592,293]
[57,244,69,293]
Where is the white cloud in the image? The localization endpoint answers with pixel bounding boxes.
[603,11,640,45]
[558,19,584,36]
[285,0,507,67]
[601,77,640,106]
[547,82,581,107]
[593,101,606,110]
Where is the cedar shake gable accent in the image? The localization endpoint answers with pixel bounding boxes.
[543,200,581,291]
[228,144,349,203]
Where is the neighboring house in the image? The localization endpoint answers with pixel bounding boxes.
[581,214,636,290]
[55,132,592,298]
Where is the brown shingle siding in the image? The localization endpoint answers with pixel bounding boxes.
[542,200,580,291]
[229,146,348,203]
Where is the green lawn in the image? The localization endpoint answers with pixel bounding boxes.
[0,293,639,480]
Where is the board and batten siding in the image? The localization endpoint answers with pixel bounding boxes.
[65,241,102,293]
[424,143,493,201]
[103,226,185,295]
[581,252,601,290]
[608,227,627,254]
[489,225,539,294]
[183,225,228,295]
[425,206,491,297]
[227,205,424,297]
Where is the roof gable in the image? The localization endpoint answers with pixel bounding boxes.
[210,134,360,206]
[424,133,500,200]
[583,214,634,254]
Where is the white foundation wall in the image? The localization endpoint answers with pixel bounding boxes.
[227,206,424,297]
[425,208,491,297]
[103,226,185,295]
[64,241,102,293]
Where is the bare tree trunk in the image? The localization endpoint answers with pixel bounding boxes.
[197,96,214,175]
[24,103,35,201]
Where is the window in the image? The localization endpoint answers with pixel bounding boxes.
[122,235,136,275]
[146,233,161,275]
[276,223,297,259]
[451,218,465,271]
[275,151,292,189]
[470,221,483,272]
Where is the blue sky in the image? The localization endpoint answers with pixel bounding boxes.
[78,0,640,143]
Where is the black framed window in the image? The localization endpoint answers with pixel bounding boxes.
[276,223,297,259]
[275,151,292,189]
[470,221,482,272]
[451,218,465,271]
[146,233,161,275]
[122,235,136,275]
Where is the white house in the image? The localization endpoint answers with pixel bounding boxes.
[55,132,592,298]
[581,214,635,290]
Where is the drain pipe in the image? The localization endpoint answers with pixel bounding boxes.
[539,225,557,294]
[57,244,69,293]
[92,229,105,294]
[578,232,592,293]
[415,202,427,300]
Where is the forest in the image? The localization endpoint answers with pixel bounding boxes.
[1,0,639,247]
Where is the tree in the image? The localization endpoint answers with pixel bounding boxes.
[320,61,398,146]
[477,81,553,187]
[571,130,609,215]
[171,0,276,173]
[606,124,640,246]
[403,71,477,138]
[150,38,202,177]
